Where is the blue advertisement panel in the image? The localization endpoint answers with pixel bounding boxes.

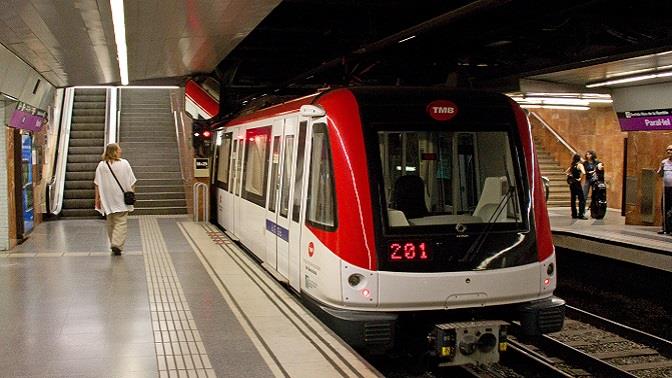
[21,134,34,235]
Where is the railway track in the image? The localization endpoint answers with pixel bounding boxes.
[507,305,672,377]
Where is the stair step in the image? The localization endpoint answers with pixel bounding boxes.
[63,198,95,209]
[135,172,182,180]
[66,172,95,181]
[63,189,95,199]
[135,185,184,193]
[136,192,185,200]
[60,209,101,218]
[69,138,105,147]
[136,178,184,186]
[65,181,95,190]
[124,152,180,160]
[69,146,104,155]
[68,155,102,163]
[72,115,105,123]
[71,123,105,131]
[66,162,99,172]
[72,109,105,116]
[71,130,105,139]
[135,199,187,207]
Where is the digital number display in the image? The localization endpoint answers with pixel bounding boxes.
[388,242,430,261]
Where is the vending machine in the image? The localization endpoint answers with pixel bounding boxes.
[21,133,34,236]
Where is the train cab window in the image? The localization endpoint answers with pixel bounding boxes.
[306,123,336,230]
[378,130,521,229]
[216,132,232,191]
[242,126,271,207]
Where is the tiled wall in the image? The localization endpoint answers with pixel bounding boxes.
[531,108,626,210]
[625,131,672,226]
[0,106,8,250]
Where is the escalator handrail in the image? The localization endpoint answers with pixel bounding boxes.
[49,87,75,215]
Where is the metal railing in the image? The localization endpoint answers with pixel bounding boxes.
[193,182,209,222]
[528,111,577,155]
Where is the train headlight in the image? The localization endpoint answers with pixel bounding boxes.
[547,263,555,276]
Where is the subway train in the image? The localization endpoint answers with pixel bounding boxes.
[210,87,565,366]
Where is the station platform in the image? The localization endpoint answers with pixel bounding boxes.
[0,215,380,378]
[548,208,672,272]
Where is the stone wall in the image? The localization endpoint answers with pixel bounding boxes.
[624,131,672,226]
[530,108,626,210]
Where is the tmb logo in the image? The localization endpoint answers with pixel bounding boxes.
[427,100,458,121]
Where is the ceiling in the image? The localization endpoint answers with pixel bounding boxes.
[1,0,672,104]
[0,0,281,87]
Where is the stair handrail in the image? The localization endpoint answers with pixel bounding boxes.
[170,90,186,181]
[105,87,118,144]
[49,87,75,215]
[528,111,577,155]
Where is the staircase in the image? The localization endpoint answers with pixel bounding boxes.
[534,138,571,208]
[119,89,187,215]
[61,88,106,218]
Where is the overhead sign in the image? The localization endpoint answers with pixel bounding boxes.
[9,102,46,132]
[617,108,672,131]
[427,100,458,121]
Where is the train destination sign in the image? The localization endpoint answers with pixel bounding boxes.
[617,108,672,131]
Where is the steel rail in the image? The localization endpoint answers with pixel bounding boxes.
[509,322,638,378]
[566,305,672,358]
[505,339,574,377]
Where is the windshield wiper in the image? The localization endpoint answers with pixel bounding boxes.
[460,157,519,264]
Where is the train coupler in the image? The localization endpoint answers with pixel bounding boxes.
[427,320,508,367]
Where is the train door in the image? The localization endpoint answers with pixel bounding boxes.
[264,117,297,280]
[231,128,245,238]
[288,119,308,290]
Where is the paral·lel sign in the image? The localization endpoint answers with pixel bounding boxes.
[617,108,672,131]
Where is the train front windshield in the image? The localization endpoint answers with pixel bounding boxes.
[378,130,523,229]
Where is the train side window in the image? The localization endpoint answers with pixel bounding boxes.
[292,121,308,222]
[268,135,281,212]
[280,135,295,218]
[306,123,336,230]
[216,132,233,191]
[242,126,271,207]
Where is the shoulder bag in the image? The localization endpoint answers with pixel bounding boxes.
[106,161,136,205]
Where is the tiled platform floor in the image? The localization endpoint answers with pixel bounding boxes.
[549,207,672,272]
[1,216,378,378]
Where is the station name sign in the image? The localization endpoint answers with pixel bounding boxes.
[617,108,672,131]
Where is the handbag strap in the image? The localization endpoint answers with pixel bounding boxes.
[106,161,126,194]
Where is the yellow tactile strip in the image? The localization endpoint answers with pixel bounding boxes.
[140,215,217,378]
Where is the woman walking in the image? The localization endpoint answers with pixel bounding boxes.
[94,143,137,255]
[656,144,672,234]
[567,153,587,220]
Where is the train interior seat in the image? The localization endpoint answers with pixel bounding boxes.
[473,176,508,222]
[391,175,429,219]
[387,209,410,227]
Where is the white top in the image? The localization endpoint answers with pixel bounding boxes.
[94,159,137,215]
[661,158,672,187]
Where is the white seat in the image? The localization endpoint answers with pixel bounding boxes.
[473,176,508,222]
[387,209,410,227]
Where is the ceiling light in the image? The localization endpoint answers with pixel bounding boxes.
[110,0,129,86]
[398,35,416,43]
[520,104,589,111]
[586,70,672,88]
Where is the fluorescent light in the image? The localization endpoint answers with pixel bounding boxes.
[74,85,179,89]
[0,92,19,101]
[520,104,589,111]
[398,35,416,43]
[110,0,129,86]
[586,70,672,88]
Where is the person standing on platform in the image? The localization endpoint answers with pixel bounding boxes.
[566,153,587,219]
[582,150,604,201]
[656,144,672,235]
[94,143,137,255]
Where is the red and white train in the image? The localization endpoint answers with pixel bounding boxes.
[211,87,565,365]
